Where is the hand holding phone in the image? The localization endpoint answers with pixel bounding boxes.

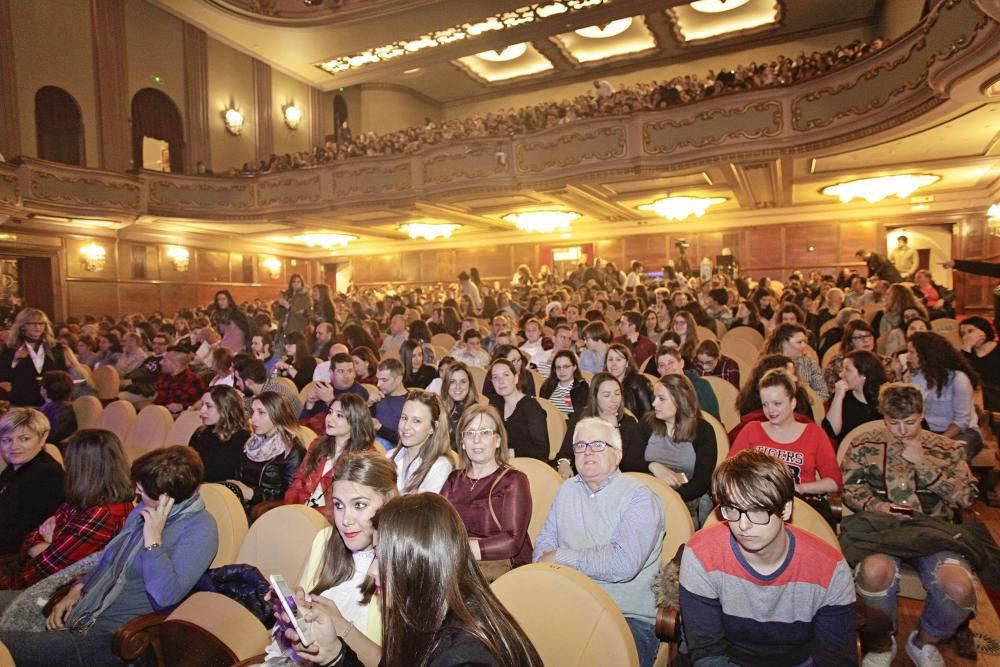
[889,504,914,517]
[270,575,313,647]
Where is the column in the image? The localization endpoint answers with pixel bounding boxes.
[252,58,272,164]
[0,0,21,158]
[90,0,131,171]
[183,23,211,173]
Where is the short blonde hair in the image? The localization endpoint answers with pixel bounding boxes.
[0,407,50,439]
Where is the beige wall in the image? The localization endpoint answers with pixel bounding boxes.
[271,69,312,156]
[10,0,98,166]
[206,36,256,173]
[359,85,441,136]
[878,0,925,42]
[444,25,872,120]
[125,1,187,122]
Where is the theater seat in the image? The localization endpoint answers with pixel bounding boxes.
[199,483,249,568]
[93,365,121,401]
[509,457,563,542]
[94,399,137,444]
[236,504,329,584]
[702,376,740,432]
[700,411,730,468]
[72,395,103,429]
[623,472,693,564]
[167,409,202,446]
[492,563,640,667]
[123,405,173,462]
[535,397,566,460]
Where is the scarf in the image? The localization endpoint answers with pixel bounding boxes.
[66,494,206,633]
[245,430,287,463]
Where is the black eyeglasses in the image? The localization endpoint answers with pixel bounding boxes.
[571,440,618,453]
[719,505,773,525]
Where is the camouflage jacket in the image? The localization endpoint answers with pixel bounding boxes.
[840,427,977,520]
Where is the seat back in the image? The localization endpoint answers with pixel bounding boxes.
[236,505,329,583]
[802,385,826,424]
[695,325,718,342]
[509,457,563,541]
[720,338,760,369]
[722,327,764,351]
[73,395,103,429]
[702,376,740,432]
[94,399,137,443]
[93,365,121,400]
[160,592,271,664]
[700,410,730,468]
[431,333,457,349]
[199,483,250,568]
[704,497,840,552]
[269,376,298,398]
[835,420,885,464]
[0,640,13,667]
[623,472,693,564]
[298,381,317,407]
[168,409,203,446]
[468,365,488,394]
[534,397,566,459]
[298,425,318,448]
[43,443,64,467]
[821,343,842,370]
[492,563,640,667]
[123,405,173,462]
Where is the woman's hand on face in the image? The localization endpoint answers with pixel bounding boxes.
[45,582,84,630]
[833,379,849,396]
[141,494,175,547]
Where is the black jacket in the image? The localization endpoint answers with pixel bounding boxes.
[239,443,305,506]
[0,342,68,406]
[539,378,589,418]
[622,372,653,417]
[0,450,65,554]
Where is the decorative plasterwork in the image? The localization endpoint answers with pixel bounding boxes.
[453,42,554,83]
[549,15,658,64]
[423,143,510,185]
[148,179,254,210]
[515,127,626,174]
[0,171,18,206]
[28,170,141,212]
[332,162,412,198]
[643,101,782,155]
[667,0,782,45]
[258,176,323,207]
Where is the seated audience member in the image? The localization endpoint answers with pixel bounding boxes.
[518,318,546,358]
[250,332,279,376]
[311,343,351,384]
[441,404,532,579]
[313,322,336,361]
[350,346,379,386]
[207,347,236,387]
[235,357,303,416]
[704,287,733,329]
[613,311,657,368]
[389,390,455,494]
[154,349,207,416]
[558,372,648,475]
[578,320,611,374]
[534,417,665,667]
[765,323,829,401]
[903,331,983,460]
[844,274,876,310]
[487,358,549,461]
[273,331,316,392]
[0,446,218,667]
[646,374,717,528]
[641,307,663,345]
[0,308,74,407]
[190,386,251,482]
[38,370,77,446]
[1,429,133,589]
[732,353,814,441]
[693,339,740,389]
[680,449,856,666]
[731,298,766,335]
[605,343,654,418]
[440,361,479,449]
[842,383,979,666]
[817,306,861,361]
[654,346,720,423]
[92,332,122,370]
[127,332,169,387]
[483,344,536,400]
[539,350,589,419]
[959,316,1000,411]
[399,339,436,390]
[364,359,407,448]
[669,310,700,364]
[211,289,251,354]
[822,350,886,444]
[530,323,573,378]
[227,391,305,513]
[114,333,148,378]
[822,318,889,395]
[263,452,393,666]
[911,269,954,319]
[451,329,490,369]
[379,313,408,358]
[730,369,841,522]
[285,394,375,508]
[0,408,65,574]
[285,493,543,667]
[299,352,370,432]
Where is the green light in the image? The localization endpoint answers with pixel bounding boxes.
[152,75,162,83]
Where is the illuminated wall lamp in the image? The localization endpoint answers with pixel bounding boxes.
[223,107,245,136]
[80,242,107,272]
[165,245,190,272]
[261,257,283,279]
[283,104,303,130]
[988,203,1000,237]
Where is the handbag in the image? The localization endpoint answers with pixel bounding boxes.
[477,467,514,583]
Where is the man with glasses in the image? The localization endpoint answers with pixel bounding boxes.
[534,417,664,667]
[679,449,856,666]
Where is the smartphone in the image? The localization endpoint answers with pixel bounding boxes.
[269,574,313,646]
[889,505,914,516]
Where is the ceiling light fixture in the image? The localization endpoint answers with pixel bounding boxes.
[638,196,726,221]
[400,223,460,240]
[283,104,303,130]
[575,18,633,38]
[821,174,940,204]
[165,245,190,272]
[296,233,357,249]
[503,211,580,233]
[689,0,751,13]
[315,0,607,76]
[223,107,245,136]
[476,43,528,61]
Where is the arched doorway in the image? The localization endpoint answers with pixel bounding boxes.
[334,95,349,144]
[35,86,84,165]
[131,88,185,173]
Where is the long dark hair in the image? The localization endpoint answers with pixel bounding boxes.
[374,494,543,667]
[63,429,133,508]
[312,452,397,593]
[737,354,812,416]
[645,374,700,442]
[399,339,425,385]
[581,372,624,421]
[343,324,379,359]
[908,331,980,395]
[539,349,582,397]
[843,350,888,405]
[204,385,250,441]
[303,393,374,476]
[284,331,312,368]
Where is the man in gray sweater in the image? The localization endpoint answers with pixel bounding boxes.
[534,417,665,667]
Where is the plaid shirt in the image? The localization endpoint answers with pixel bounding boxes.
[155,368,207,408]
[6,501,133,587]
[697,354,741,389]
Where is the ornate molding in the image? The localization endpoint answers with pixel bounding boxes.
[0,170,18,206]
[515,127,627,174]
[423,142,509,186]
[258,175,322,207]
[643,100,782,155]
[147,178,254,210]
[28,169,140,212]
[332,161,412,198]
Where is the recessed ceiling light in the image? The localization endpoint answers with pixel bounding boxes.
[575,18,632,38]
[403,67,423,75]
[476,43,528,61]
[689,0,751,13]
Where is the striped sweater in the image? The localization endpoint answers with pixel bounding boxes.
[679,523,856,666]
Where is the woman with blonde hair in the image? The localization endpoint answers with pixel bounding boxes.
[390,390,455,493]
[441,404,533,578]
[0,308,78,407]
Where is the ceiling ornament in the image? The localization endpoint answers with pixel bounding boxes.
[476,43,528,61]
[688,0,752,13]
[638,196,726,221]
[400,222,460,240]
[575,18,632,38]
[502,211,580,233]
[821,174,940,204]
[315,0,607,75]
[296,233,357,248]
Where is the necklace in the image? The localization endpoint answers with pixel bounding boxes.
[468,467,497,491]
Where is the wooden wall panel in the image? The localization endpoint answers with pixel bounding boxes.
[258,256,287,286]
[119,283,161,315]
[419,250,443,283]
[67,282,118,318]
[697,232,726,265]
[786,223,837,269]
[839,220,879,264]
[369,253,401,283]
[745,227,783,272]
[594,238,624,270]
[961,215,985,258]
[197,251,230,283]
[623,233,666,270]
[399,252,421,283]
[350,256,372,284]
[510,243,536,275]
[160,285,199,316]
[456,246,506,281]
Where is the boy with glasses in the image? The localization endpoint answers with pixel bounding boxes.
[680,449,856,666]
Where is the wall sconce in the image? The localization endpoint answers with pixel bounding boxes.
[262,257,282,279]
[223,107,245,136]
[988,203,1000,237]
[283,104,303,130]
[80,242,107,272]
[165,245,190,272]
